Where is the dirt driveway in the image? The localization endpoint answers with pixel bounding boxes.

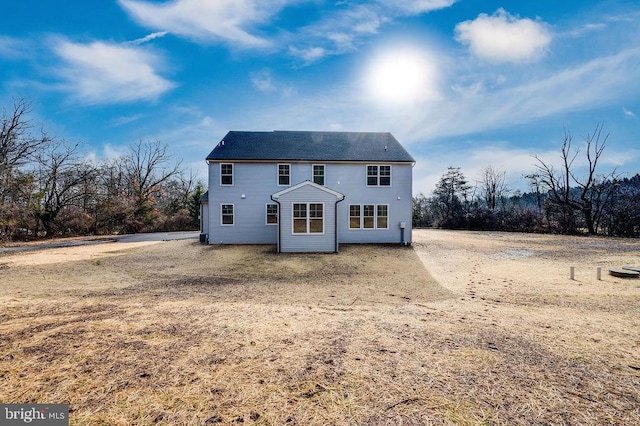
[0,230,639,425]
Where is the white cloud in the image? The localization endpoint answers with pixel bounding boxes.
[0,36,30,60]
[455,8,551,63]
[125,31,168,46]
[250,69,276,93]
[288,46,328,63]
[623,107,636,118]
[287,1,455,64]
[118,0,291,48]
[385,0,457,14]
[53,39,176,104]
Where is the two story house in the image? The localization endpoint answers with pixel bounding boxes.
[201,131,415,252]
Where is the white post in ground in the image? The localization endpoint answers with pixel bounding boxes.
[596,266,602,280]
[570,266,575,280]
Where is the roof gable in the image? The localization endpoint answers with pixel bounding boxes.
[206,131,415,163]
[271,180,345,200]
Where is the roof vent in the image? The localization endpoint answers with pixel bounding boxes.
[384,145,387,151]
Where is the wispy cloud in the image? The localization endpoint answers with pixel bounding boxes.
[623,107,636,118]
[250,69,276,93]
[455,8,552,63]
[287,1,456,63]
[118,0,293,48]
[52,39,176,104]
[125,31,168,46]
[0,35,31,60]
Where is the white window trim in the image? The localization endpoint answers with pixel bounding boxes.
[266,203,278,225]
[291,202,325,235]
[278,163,291,186]
[220,203,234,226]
[366,164,392,187]
[220,163,234,186]
[312,164,325,186]
[348,203,389,230]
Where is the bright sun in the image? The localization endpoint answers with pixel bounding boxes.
[365,46,439,107]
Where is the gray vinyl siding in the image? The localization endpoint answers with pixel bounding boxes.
[276,185,339,253]
[205,161,412,245]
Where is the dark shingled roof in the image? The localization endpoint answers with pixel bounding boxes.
[206,131,415,163]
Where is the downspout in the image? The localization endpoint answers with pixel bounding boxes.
[270,195,281,253]
[335,195,345,253]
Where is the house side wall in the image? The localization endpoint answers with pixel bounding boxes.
[276,185,338,253]
[206,161,412,245]
[200,202,209,235]
[335,163,413,244]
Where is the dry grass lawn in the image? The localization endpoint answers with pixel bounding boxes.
[0,230,639,425]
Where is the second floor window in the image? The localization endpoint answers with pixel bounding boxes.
[367,165,391,186]
[313,164,325,185]
[278,164,290,186]
[220,163,233,185]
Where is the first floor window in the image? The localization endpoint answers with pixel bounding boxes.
[349,205,360,229]
[293,203,323,234]
[221,204,234,225]
[363,204,375,229]
[266,203,278,224]
[377,205,388,229]
[349,204,388,229]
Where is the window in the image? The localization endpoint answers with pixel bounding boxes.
[377,205,388,229]
[266,204,278,225]
[293,203,323,234]
[313,164,325,185]
[220,163,233,185]
[278,164,290,186]
[363,204,375,228]
[348,204,388,229]
[221,204,234,225]
[349,205,360,229]
[366,165,391,186]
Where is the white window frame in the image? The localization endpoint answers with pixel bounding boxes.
[312,164,325,186]
[348,203,389,230]
[278,163,291,186]
[292,202,324,234]
[266,203,278,225]
[220,163,234,186]
[366,164,392,187]
[220,203,234,226]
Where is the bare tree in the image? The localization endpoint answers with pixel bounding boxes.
[0,99,50,238]
[532,123,619,234]
[33,141,97,236]
[121,139,183,232]
[478,165,508,211]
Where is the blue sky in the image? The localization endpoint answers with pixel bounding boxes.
[2,0,639,194]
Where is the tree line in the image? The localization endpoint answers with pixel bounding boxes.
[413,124,640,237]
[0,99,205,241]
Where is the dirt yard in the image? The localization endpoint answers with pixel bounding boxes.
[0,230,638,425]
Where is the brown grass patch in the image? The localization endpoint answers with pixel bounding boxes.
[1,231,639,425]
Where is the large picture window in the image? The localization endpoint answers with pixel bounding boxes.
[293,203,323,234]
[349,204,388,229]
[221,204,234,225]
[220,163,233,185]
[366,165,391,186]
[278,164,290,186]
